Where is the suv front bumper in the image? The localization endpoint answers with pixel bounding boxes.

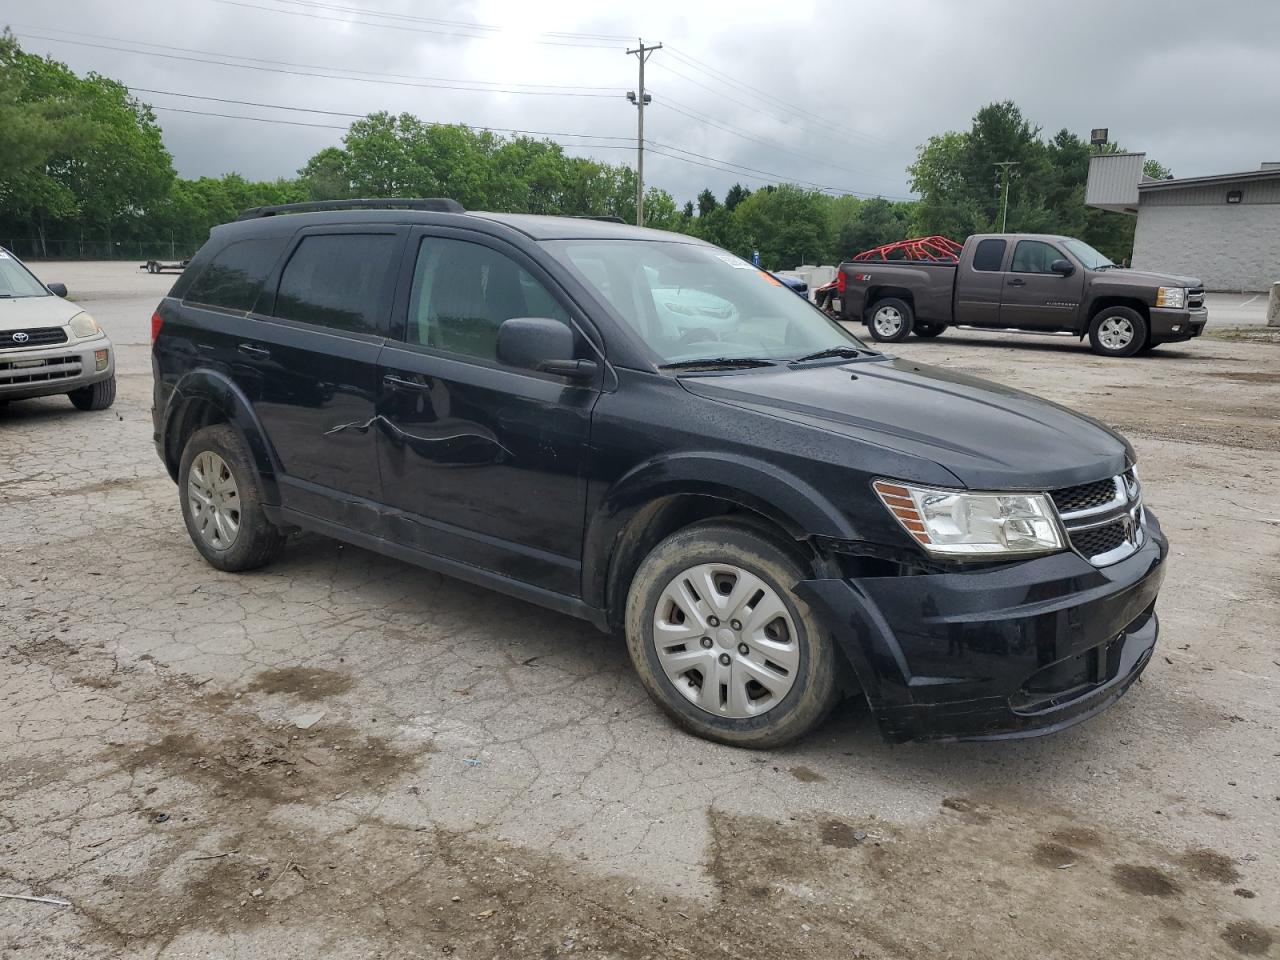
[798,510,1168,741]
[0,336,114,400]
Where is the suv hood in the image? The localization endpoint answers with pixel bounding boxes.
[1096,267,1202,289]
[679,358,1132,490]
[0,295,83,332]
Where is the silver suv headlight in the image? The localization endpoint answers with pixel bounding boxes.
[874,480,1065,558]
[1155,287,1185,309]
[69,311,102,339]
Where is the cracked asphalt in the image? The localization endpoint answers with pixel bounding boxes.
[2,263,1278,959]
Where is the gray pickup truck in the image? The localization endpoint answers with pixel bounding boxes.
[837,233,1207,357]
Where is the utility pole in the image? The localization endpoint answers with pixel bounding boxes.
[994,161,1019,232]
[626,39,661,227]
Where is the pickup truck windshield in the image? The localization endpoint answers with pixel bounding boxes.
[1061,238,1115,271]
[545,239,868,365]
[0,251,52,298]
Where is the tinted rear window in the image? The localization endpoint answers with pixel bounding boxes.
[971,239,1006,272]
[184,237,289,311]
[273,234,399,335]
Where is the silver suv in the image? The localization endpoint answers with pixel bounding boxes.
[0,248,115,411]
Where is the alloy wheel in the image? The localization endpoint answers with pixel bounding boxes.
[873,306,903,338]
[1098,316,1135,351]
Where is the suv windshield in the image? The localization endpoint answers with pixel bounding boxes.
[544,239,869,365]
[0,250,52,298]
[1061,238,1115,271]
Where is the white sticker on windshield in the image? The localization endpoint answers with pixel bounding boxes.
[715,254,755,269]
[0,250,10,259]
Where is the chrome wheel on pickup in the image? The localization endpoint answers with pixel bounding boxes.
[624,520,842,748]
[866,297,914,342]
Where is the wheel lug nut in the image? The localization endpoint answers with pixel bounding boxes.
[737,643,749,655]
[700,636,713,649]
[707,616,720,627]
[730,620,742,630]
[718,653,731,666]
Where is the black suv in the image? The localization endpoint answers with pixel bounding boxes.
[152,199,1167,747]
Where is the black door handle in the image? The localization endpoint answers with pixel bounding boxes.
[383,374,431,392]
[238,343,271,358]
[1007,278,1026,287]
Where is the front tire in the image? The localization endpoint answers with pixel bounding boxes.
[624,520,842,748]
[68,375,116,411]
[1088,307,1148,358]
[866,298,914,342]
[178,424,286,572]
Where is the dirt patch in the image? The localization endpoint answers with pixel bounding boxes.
[817,818,866,849]
[1031,841,1080,869]
[1112,863,1182,897]
[1179,847,1243,885]
[1204,370,1280,385]
[1048,826,1102,849]
[940,796,992,824]
[244,666,355,701]
[787,765,825,783]
[1222,920,1274,956]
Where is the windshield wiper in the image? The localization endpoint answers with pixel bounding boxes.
[661,357,779,371]
[791,345,874,363]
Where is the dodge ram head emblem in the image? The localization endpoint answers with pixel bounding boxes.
[11,331,30,343]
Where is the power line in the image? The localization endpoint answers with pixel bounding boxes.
[9,24,622,92]
[663,45,883,146]
[652,92,904,186]
[253,0,634,42]
[150,105,636,152]
[134,87,633,142]
[208,0,624,49]
[14,32,625,97]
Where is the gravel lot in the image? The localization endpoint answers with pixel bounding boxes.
[2,262,1277,959]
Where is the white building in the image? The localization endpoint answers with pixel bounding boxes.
[1086,153,1280,292]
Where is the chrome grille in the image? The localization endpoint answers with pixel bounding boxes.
[1187,287,1205,309]
[3,326,68,348]
[1050,469,1143,566]
[0,354,82,385]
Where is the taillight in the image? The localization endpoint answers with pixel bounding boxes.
[836,271,846,295]
[150,311,164,343]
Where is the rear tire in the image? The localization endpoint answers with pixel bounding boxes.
[68,375,116,411]
[1088,307,1147,358]
[178,424,286,572]
[624,520,842,748]
[866,298,914,342]
[913,321,947,338]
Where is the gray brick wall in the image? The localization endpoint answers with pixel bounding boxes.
[1133,203,1280,292]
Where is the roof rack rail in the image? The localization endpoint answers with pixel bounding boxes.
[571,215,626,224]
[236,198,465,220]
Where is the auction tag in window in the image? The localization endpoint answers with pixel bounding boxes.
[0,251,10,259]
[715,254,754,269]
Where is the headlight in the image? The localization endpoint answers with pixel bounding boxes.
[69,312,102,339]
[873,480,1065,557]
[1155,287,1185,309]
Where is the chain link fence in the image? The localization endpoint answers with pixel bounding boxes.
[1,238,204,261]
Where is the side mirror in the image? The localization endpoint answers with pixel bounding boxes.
[1050,259,1075,277]
[47,282,68,297]
[497,317,596,381]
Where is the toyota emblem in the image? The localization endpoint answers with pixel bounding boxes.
[11,331,29,343]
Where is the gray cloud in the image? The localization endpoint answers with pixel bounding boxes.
[6,0,1278,204]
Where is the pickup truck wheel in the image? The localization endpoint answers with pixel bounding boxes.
[913,321,947,338]
[178,424,286,572]
[625,520,841,748]
[67,375,116,411]
[867,298,914,342]
[1088,307,1147,358]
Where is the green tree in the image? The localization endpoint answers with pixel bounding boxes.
[696,187,718,218]
[723,183,750,211]
[733,185,832,269]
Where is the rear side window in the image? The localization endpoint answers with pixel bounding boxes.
[1011,240,1061,274]
[971,239,1006,272]
[184,237,289,311]
[273,234,399,335]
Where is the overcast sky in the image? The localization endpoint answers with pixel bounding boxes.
[5,0,1278,204]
